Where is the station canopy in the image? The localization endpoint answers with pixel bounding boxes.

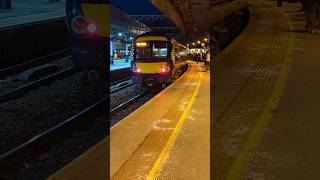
[111,0,182,40]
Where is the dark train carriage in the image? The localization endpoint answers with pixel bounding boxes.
[66,0,109,80]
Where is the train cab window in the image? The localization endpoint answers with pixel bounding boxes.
[152,42,168,58]
[136,42,168,59]
[136,45,152,59]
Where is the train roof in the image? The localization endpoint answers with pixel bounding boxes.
[135,32,186,48]
[135,32,170,42]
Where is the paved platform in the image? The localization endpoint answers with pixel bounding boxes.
[0,0,65,30]
[48,61,210,179]
[111,62,210,179]
[46,138,109,180]
[213,0,320,179]
[110,59,132,71]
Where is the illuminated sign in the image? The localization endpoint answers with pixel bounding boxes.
[136,42,148,47]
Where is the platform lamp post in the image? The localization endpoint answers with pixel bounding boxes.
[118,32,129,62]
[110,36,114,65]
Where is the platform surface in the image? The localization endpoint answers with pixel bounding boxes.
[111,61,210,179]
[0,0,65,29]
[213,0,320,179]
[47,138,109,180]
[48,61,210,179]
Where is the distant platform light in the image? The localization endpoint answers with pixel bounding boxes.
[204,38,208,42]
[129,37,134,40]
[118,32,123,37]
[197,41,201,44]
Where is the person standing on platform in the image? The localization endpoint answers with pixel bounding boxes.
[308,0,320,34]
[192,53,196,62]
[202,53,206,63]
[196,53,201,64]
[303,0,312,30]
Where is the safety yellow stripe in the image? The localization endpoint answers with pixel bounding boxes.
[226,1,295,179]
[146,72,203,180]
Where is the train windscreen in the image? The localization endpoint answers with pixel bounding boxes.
[136,42,168,59]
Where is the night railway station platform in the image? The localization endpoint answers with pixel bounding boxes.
[110,59,132,71]
[48,61,210,179]
[0,0,65,29]
[213,0,320,179]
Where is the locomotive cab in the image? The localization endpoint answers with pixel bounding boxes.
[132,35,174,87]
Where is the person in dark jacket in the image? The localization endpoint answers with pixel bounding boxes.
[307,0,320,34]
[303,0,312,30]
[194,53,201,64]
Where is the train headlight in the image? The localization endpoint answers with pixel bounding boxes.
[132,67,141,73]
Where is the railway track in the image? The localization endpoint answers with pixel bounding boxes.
[0,48,71,79]
[110,91,148,115]
[0,67,76,102]
[110,77,134,93]
[0,49,74,103]
[0,97,106,169]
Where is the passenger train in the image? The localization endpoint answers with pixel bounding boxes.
[66,0,109,81]
[132,32,188,88]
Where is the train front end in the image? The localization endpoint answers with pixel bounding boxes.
[132,34,173,88]
[66,0,109,80]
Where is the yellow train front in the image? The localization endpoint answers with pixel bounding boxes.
[131,33,187,88]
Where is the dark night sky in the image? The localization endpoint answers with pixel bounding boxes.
[111,0,163,15]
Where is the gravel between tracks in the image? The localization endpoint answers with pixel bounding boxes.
[2,113,106,179]
[110,92,155,127]
[110,83,144,110]
[0,71,105,155]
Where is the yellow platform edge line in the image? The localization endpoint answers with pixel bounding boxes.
[226,0,296,179]
[146,72,204,180]
[111,61,191,131]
